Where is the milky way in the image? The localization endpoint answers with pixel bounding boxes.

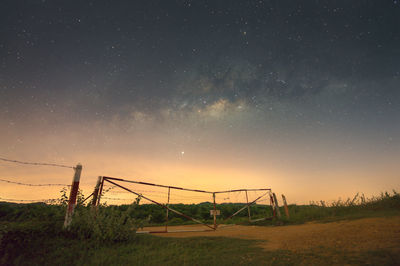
[1,1,399,203]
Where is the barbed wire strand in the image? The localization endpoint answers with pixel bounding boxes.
[0,178,70,187]
[0,197,58,203]
[102,196,132,201]
[0,157,74,169]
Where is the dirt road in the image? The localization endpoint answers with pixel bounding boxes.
[142,216,400,252]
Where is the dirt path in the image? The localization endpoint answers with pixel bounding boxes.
[144,216,400,252]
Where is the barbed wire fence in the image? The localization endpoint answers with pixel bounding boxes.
[0,177,76,206]
[1,156,286,230]
[0,178,70,187]
[0,156,77,204]
[0,156,84,228]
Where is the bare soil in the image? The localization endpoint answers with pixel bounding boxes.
[140,216,400,252]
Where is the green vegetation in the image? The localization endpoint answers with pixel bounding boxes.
[0,191,399,265]
[120,201,272,226]
[112,190,400,226]
[1,221,400,265]
[252,190,400,226]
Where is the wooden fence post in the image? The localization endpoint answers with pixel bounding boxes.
[213,193,217,230]
[63,164,82,228]
[165,187,170,232]
[272,193,281,219]
[270,193,276,217]
[281,194,290,218]
[91,176,102,207]
[96,176,105,206]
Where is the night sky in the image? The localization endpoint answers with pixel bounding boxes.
[1,1,399,203]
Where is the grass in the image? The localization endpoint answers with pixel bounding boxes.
[2,227,400,265]
[0,225,264,265]
[135,190,400,227]
[1,191,400,265]
[248,190,400,226]
[2,220,400,266]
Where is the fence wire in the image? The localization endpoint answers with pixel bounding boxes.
[0,178,70,187]
[0,156,76,204]
[0,156,74,169]
[0,196,59,203]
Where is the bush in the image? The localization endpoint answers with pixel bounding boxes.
[68,197,143,242]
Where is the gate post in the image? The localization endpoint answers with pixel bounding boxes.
[63,164,82,228]
[96,176,105,206]
[281,194,290,218]
[165,187,171,232]
[91,176,102,207]
[270,193,276,217]
[213,193,217,230]
[272,193,281,219]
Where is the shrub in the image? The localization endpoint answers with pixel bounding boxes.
[68,197,143,243]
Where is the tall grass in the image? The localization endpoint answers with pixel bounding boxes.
[264,190,400,225]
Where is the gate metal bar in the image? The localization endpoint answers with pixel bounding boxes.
[215,188,271,194]
[103,178,215,231]
[223,192,269,222]
[97,176,274,233]
[103,176,213,194]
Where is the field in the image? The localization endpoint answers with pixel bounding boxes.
[1,191,400,265]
